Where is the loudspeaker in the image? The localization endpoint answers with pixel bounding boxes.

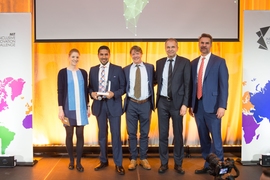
[0,156,16,167]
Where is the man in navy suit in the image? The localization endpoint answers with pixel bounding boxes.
[123,45,155,171]
[88,45,126,175]
[189,33,229,174]
[156,38,191,174]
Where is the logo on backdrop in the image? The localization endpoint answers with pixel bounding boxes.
[0,33,16,47]
[256,26,270,50]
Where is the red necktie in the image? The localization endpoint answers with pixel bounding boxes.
[197,57,205,99]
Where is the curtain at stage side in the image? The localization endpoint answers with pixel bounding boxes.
[32,41,242,146]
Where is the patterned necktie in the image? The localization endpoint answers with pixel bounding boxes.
[167,59,173,98]
[134,65,141,99]
[99,66,106,92]
[197,57,205,99]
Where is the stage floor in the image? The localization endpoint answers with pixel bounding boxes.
[0,153,262,180]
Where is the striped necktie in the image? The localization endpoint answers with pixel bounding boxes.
[99,66,106,92]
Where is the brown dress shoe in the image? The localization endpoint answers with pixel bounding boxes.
[158,164,168,173]
[174,165,185,174]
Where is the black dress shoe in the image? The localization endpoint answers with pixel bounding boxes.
[115,165,125,175]
[158,164,168,173]
[94,161,108,171]
[174,165,185,174]
[68,164,74,170]
[76,165,84,172]
[195,167,211,174]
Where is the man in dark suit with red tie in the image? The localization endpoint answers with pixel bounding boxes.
[88,45,126,175]
[189,33,229,174]
[123,45,155,171]
[156,38,191,174]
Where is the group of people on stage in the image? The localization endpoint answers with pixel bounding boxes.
[57,33,229,176]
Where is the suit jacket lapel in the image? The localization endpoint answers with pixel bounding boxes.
[160,59,166,71]
[108,64,113,81]
[94,66,100,89]
[126,64,132,91]
[158,59,166,82]
[126,64,131,79]
[172,56,180,78]
[144,63,151,81]
[204,54,214,80]
[193,57,200,80]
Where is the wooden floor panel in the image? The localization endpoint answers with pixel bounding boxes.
[0,155,262,180]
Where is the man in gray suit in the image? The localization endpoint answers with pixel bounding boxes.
[123,45,155,171]
[155,38,191,174]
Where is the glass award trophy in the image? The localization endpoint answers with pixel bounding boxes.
[97,80,111,98]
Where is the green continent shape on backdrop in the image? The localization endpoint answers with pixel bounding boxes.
[0,126,15,154]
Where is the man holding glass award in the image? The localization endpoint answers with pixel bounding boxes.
[88,45,126,175]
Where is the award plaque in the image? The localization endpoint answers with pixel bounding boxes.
[97,80,111,96]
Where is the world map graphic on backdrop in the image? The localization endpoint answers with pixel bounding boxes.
[242,80,270,144]
[0,77,32,154]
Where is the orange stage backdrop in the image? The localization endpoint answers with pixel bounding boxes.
[1,0,270,146]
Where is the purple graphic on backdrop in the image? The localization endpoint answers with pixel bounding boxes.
[242,80,270,144]
[242,114,260,144]
[22,114,32,129]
